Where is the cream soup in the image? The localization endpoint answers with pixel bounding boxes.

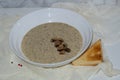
[21,22,82,63]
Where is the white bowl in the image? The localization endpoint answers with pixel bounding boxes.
[9,8,93,67]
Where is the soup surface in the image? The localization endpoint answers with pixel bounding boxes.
[21,22,82,63]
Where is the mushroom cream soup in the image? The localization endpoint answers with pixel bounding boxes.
[21,22,82,63]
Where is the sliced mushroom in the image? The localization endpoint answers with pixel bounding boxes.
[59,50,65,55]
[65,48,71,52]
[54,40,62,47]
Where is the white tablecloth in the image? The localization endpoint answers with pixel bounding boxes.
[0,2,120,80]
[0,0,119,8]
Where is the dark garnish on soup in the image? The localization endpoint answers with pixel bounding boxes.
[21,22,82,63]
[50,37,71,54]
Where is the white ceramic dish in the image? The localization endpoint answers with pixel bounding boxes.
[9,8,93,67]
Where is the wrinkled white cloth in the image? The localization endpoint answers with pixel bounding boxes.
[0,2,120,80]
[0,0,118,8]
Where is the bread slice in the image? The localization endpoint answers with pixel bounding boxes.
[72,39,103,66]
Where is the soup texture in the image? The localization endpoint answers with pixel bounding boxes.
[22,22,82,63]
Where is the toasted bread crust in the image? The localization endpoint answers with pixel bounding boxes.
[72,39,103,66]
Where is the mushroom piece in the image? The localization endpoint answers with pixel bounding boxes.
[54,40,62,47]
[59,50,65,55]
[57,44,65,51]
[64,48,71,52]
